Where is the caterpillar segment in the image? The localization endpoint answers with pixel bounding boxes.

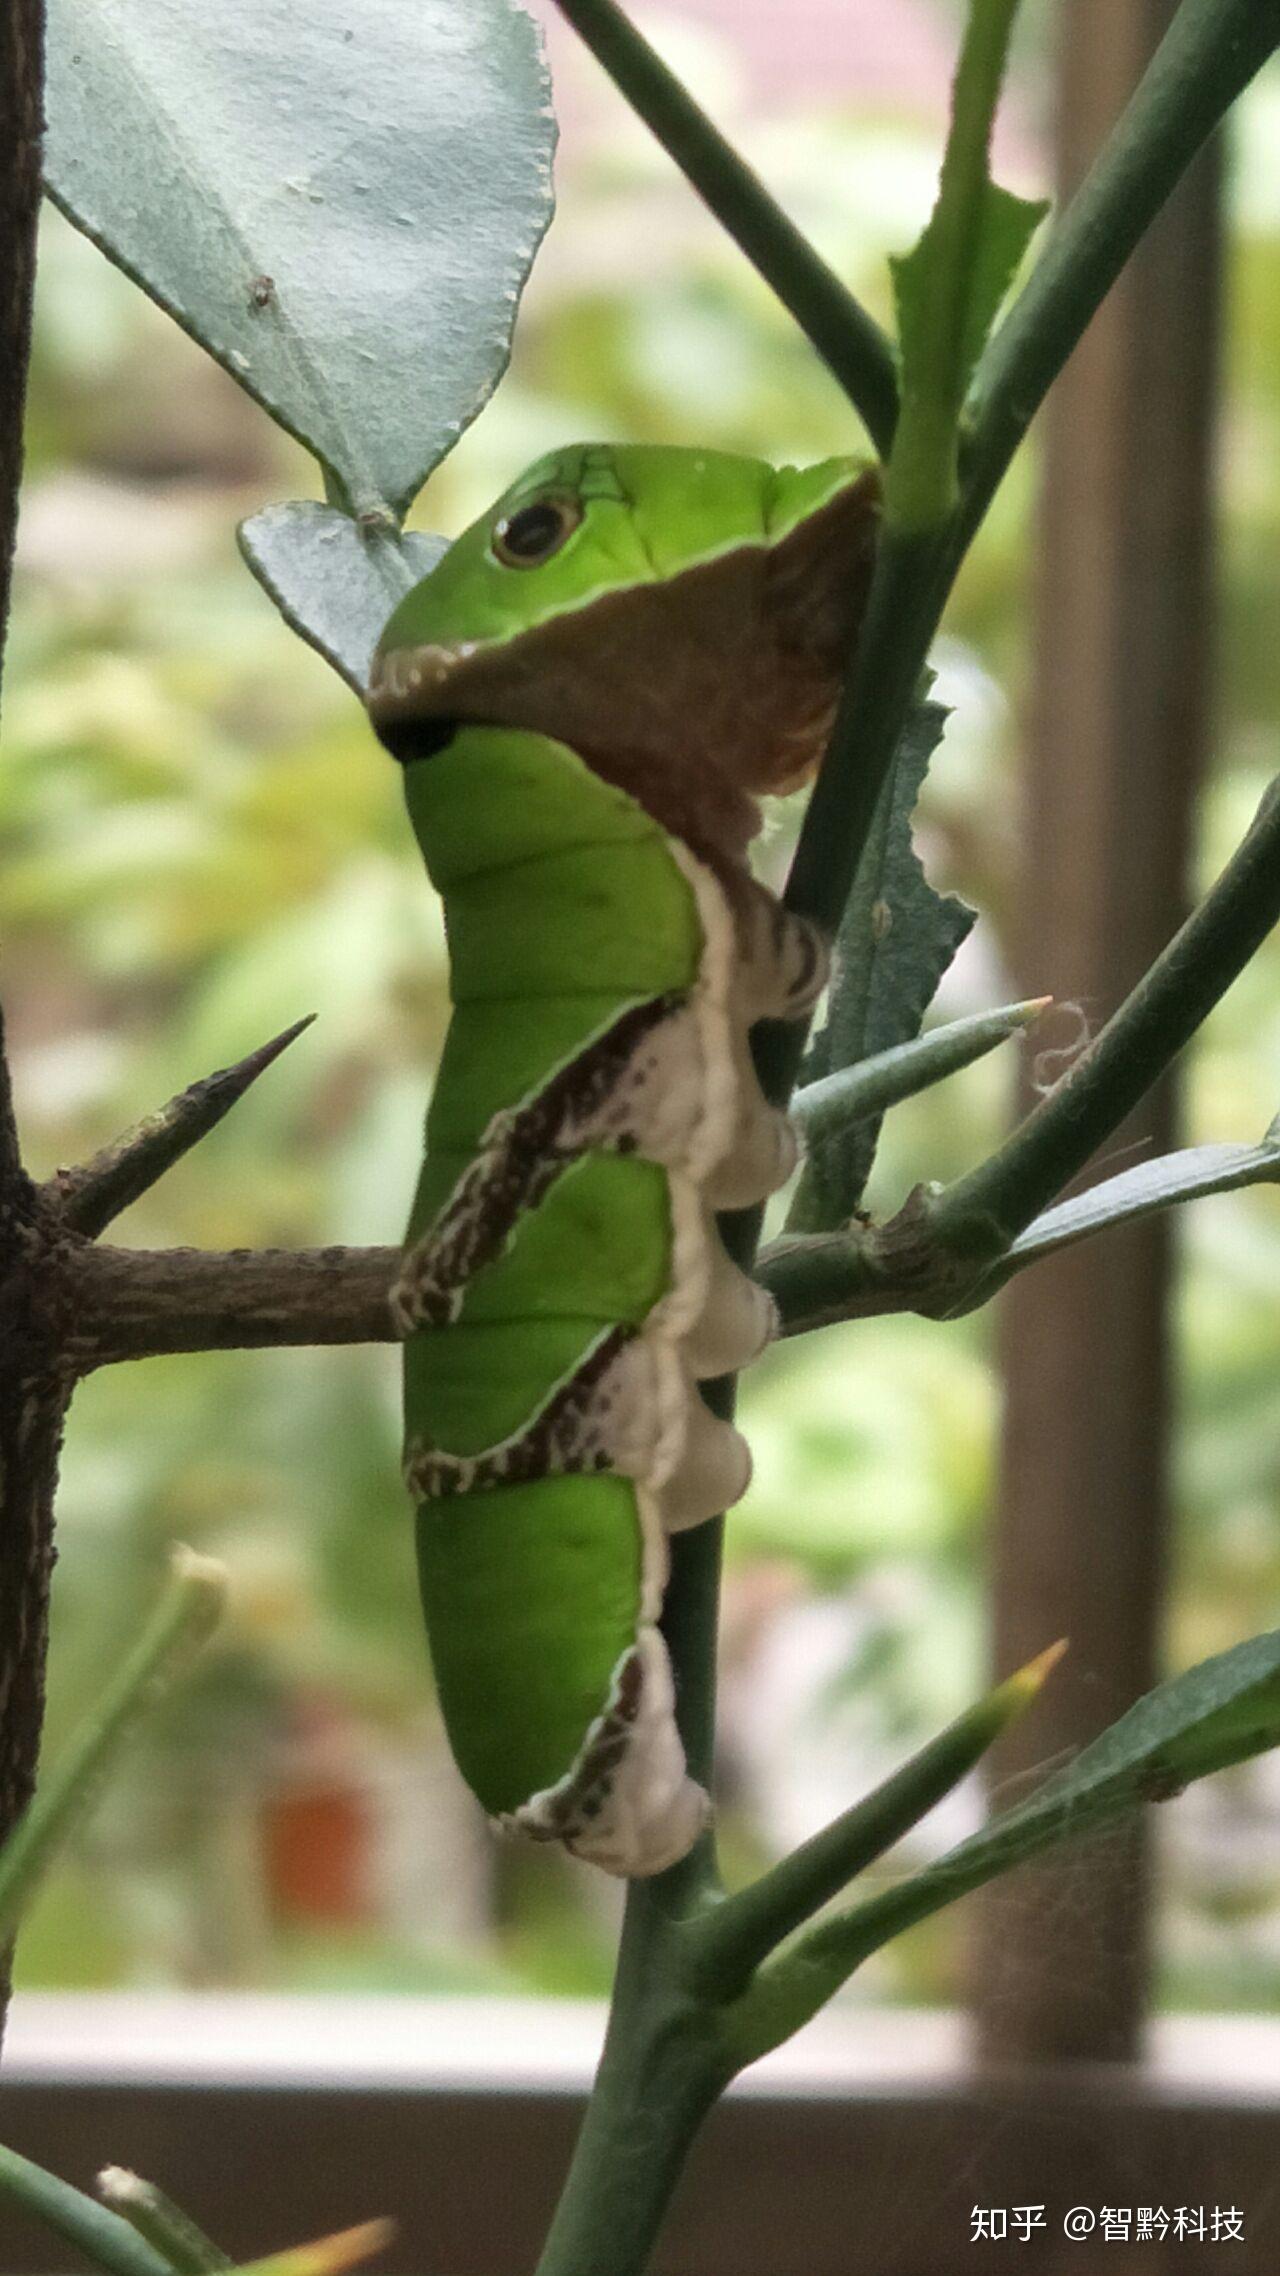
[388,744,825,1874]
[369,442,879,1876]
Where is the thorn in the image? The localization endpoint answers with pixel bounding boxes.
[233,2221,397,2276]
[53,1016,316,1239]
[1012,995,1054,1025]
[1004,1637,1069,1707]
[0,1002,24,1192]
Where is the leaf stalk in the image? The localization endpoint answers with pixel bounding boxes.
[552,0,900,454]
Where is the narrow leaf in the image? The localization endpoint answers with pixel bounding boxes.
[792,997,1048,1151]
[885,0,1047,529]
[0,1550,227,1943]
[968,1628,1280,1827]
[2,2153,387,2276]
[730,1628,1280,2063]
[98,2171,231,2275]
[1001,1132,1280,1271]
[0,2149,173,2276]
[789,696,974,1230]
[699,1641,1062,2001]
[892,180,1047,426]
[230,2224,395,2276]
[928,775,1280,1260]
[239,506,446,692]
[45,0,555,518]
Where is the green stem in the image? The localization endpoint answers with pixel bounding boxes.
[321,464,360,521]
[774,0,1280,1103]
[756,1224,902,1335]
[98,2171,231,2275]
[0,2149,175,2276]
[960,0,1280,540]
[552,0,899,455]
[784,536,948,938]
[757,1122,1280,1338]
[637,1510,726,1917]
[763,525,954,1117]
[767,0,1028,1038]
[533,1909,726,2276]
[886,0,1024,529]
[534,2048,721,2276]
[0,1550,226,1943]
[931,777,1280,1262]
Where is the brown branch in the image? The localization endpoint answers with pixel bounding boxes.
[60,1228,939,1371]
[0,0,48,2055]
[64,1243,398,1368]
[0,1008,65,1829]
[52,1015,316,1237]
[54,1210,954,1372]
[62,1229,961,1368]
[0,0,42,693]
[0,1065,68,2050]
[0,1007,20,1199]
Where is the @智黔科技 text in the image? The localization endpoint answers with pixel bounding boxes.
[970,2205,1245,2243]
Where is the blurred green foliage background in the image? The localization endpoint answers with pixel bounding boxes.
[4,7,1279,2012]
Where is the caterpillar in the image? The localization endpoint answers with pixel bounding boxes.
[367,443,879,1876]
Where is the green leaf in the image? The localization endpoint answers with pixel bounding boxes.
[701,1642,1062,2007]
[789,696,974,1230]
[925,1627,1280,1878]
[45,0,556,519]
[837,1628,1280,1962]
[0,1550,226,1946]
[239,504,447,692]
[227,2223,394,2276]
[1000,1130,1280,1271]
[726,1628,1280,2063]
[0,2147,174,2276]
[98,2170,231,2276]
[884,0,1047,530]
[791,997,1046,1151]
[892,180,1047,426]
[0,2151,389,2276]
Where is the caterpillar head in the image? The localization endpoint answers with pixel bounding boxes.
[368,443,881,861]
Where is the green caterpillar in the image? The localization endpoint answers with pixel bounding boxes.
[367,443,878,1876]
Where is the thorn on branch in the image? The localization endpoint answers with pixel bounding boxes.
[0,1003,24,1196]
[50,1016,316,1239]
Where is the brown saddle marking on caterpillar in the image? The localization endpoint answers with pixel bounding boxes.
[404,1325,634,1499]
[392,994,686,1332]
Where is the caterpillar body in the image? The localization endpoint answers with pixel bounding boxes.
[368,443,879,1877]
